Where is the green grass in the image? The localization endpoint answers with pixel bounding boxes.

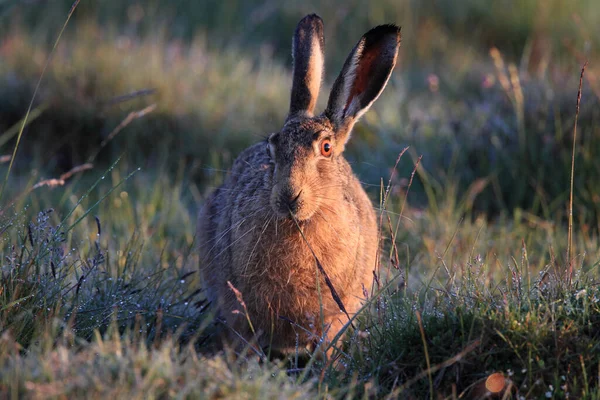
[2,162,600,398]
[0,331,317,399]
[2,0,600,398]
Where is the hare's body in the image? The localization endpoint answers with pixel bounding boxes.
[199,123,377,349]
[198,14,400,352]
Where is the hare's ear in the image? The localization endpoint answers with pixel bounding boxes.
[325,24,401,141]
[288,14,325,119]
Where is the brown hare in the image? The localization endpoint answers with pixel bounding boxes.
[198,14,401,355]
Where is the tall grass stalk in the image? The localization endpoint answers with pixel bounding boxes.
[415,310,433,399]
[567,62,587,286]
[0,0,81,206]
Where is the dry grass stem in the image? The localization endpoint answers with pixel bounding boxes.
[567,61,587,286]
[88,104,157,162]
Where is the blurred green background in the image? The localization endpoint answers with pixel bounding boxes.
[1,0,599,223]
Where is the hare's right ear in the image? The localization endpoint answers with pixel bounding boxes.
[325,25,401,142]
[288,14,325,119]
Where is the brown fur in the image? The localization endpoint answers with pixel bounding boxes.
[198,15,401,353]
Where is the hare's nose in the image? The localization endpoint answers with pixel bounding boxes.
[281,190,302,214]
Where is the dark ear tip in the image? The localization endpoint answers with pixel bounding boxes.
[297,13,324,31]
[363,24,402,45]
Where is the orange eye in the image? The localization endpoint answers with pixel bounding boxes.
[320,139,332,157]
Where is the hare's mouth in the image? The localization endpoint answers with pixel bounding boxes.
[273,204,313,222]
[272,198,316,222]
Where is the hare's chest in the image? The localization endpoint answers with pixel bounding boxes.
[231,215,358,285]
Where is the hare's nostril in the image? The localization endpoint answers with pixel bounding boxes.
[281,190,302,214]
[290,191,302,205]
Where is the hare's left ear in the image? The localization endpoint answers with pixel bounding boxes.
[325,25,401,142]
[288,14,325,119]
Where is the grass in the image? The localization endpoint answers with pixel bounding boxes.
[3,149,600,397]
[2,0,600,398]
[2,165,600,398]
[0,332,317,399]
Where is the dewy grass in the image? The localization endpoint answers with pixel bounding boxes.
[2,161,600,397]
[0,326,316,399]
[0,172,207,344]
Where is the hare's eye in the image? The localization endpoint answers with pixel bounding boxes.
[320,139,332,157]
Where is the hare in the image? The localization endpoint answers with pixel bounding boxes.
[198,14,401,354]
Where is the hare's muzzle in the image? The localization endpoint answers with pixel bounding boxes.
[272,185,303,218]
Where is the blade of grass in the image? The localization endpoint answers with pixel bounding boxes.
[0,163,93,216]
[0,0,82,206]
[56,155,123,233]
[65,167,139,232]
[396,339,481,395]
[297,271,403,383]
[0,103,49,150]
[416,310,434,400]
[87,104,157,163]
[567,62,587,287]
[392,155,422,251]
[0,294,35,311]
[289,211,351,325]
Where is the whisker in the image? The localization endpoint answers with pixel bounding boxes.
[317,203,341,218]
[312,194,342,202]
[202,208,265,258]
[242,215,273,275]
[314,210,343,236]
[207,224,257,268]
[371,207,415,221]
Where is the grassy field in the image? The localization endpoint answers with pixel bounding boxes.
[2,0,600,398]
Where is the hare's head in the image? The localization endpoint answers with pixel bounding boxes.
[268,14,401,221]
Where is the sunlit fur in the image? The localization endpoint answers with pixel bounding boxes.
[198,14,400,353]
[198,117,377,351]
